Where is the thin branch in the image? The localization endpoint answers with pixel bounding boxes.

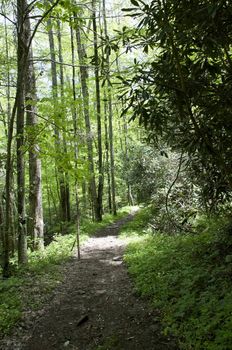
[0,84,17,88]
[0,12,16,26]
[31,57,94,69]
[29,0,61,49]
[24,109,65,132]
[26,0,39,11]
[165,152,185,232]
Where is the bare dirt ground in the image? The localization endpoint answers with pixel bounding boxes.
[1,215,178,350]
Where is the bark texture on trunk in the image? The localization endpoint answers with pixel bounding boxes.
[70,18,81,258]
[47,18,70,225]
[104,91,112,212]
[75,20,99,221]
[17,0,30,265]
[26,47,44,251]
[102,0,117,215]
[92,0,103,221]
[57,19,71,222]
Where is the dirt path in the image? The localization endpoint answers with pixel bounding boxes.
[2,215,177,350]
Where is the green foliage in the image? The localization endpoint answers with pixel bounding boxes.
[120,145,199,233]
[120,205,155,237]
[81,207,131,235]
[124,213,232,349]
[27,234,77,273]
[0,278,22,335]
[120,143,168,203]
[120,0,232,207]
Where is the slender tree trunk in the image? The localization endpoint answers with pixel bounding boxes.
[17,0,33,265]
[70,18,81,258]
[75,17,98,221]
[3,77,17,276]
[122,115,134,205]
[47,18,69,226]
[104,91,112,212]
[4,8,15,255]
[57,19,71,222]
[100,25,111,212]
[26,47,44,251]
[108,91,117,215]
[0,193,4,262]
[45,162,52,227]
[81,181,87,215]
[4,11,11,133]
[102,0,117,215]
[92,0,103,221]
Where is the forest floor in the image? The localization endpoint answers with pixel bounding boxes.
[0,214,177,350]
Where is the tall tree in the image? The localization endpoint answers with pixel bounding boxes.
[102,0,117,215]
[3,4,15,256]
[2,0,60,276]
[26,46,44,251]
[47,17,70,226]
[92,0,103,221]
[57,19,71,222]
[16,0,30,265]
[70,17,81,258]
[75,17,99,221]
[103,90,112,212]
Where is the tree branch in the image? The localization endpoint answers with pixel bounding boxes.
[31,57,94,69]
[0,12,16,26]
[29,0,61,49]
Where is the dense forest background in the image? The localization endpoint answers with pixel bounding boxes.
[1,0,232,349]
[0,0,143,275]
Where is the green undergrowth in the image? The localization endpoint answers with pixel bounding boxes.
[0,207,132,337]
[120,205,156,241]
[81,206,135,236]
[122,207,232,349]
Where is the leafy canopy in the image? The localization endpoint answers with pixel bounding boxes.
[120,0,232,209]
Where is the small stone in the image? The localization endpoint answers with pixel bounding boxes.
[77,315,89,326]
[127,336,135,341]
[96,289,106,295]
[64,340,70,347]
[112,256,123,261]
[78,290,86,295]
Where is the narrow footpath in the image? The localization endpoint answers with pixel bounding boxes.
[2,215,177,350]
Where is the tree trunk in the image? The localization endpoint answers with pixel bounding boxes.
[70,17,81,258]
[92,0,103,221]
[122,114,134,205]
[16,0,31,265]
[104,90,112,212]
[47,18,70,226]
[75,17,99,221]
[102,0,117,215]
[4,7,15,256]
[0,193,4,263]
[26,47,44,251]
[57,19,71,222]
[3,0,29,276]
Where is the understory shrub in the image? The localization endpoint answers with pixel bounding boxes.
[124,212,232,349]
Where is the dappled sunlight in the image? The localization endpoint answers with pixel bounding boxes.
[82,236,126,253]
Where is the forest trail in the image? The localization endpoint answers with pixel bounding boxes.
[3,215,177,350]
